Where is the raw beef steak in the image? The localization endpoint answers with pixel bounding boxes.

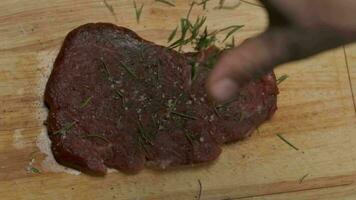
[44,23,278,175]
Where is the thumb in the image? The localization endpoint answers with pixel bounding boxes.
[207,27,307,102]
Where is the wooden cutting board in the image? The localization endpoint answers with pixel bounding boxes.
[1,0,356,199]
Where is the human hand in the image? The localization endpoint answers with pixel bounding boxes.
[207,0,356,102]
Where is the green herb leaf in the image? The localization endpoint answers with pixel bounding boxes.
[221,25,244,42]
[133,0,144,23]
[53,122,76,135]
[277,133,299,151]
[277,74,289,85]
[80,96,92,108]
[155,0,175,7]
[28,166,41,174]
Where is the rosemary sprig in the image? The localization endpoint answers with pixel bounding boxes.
[82,134,110,143]
[171,111,198,120]
[194,27,216,51]
[119,62,138,79]
[155,0,175,7]
[80,96,92,108]
[277,74,289,85]
[137,119,154,147]
[133,0,144,23]
[52,122,76,135]
[277,133,299,151]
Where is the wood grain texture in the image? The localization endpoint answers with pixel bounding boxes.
[1,0,356,199]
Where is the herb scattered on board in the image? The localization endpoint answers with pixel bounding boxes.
[215,0,240,9]
[225,36,235,49]
[299,173,309,184]
[196,0,211,10]
[133,0,144,23]
[168,26,178,42]
[52,122,76,135]
[155,0,175,7]
[276,133,299,151]
[80,96,92,108]
[103,0,117,21]
[277,74,289,85]
[197,179,203,200]
[240,0,264,8]
[82,134,110,143]
[28,166,41,174]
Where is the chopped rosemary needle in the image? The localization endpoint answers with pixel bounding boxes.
[83,134,110,143]
[171,111,198,120]
[277,74,289,85]
[219,25,244,42]
[197,0,211,10]
[277,133,299,151]
[168,27,178,42]
[103,0,117,20]
[52,122,76,135]
[155,0,175,7]
[225,36,235,49]
[114,90,124,99]
[80,96,92,108]
[119,62,138,79]
[299,173,309,184]
[197,179,203,200]
[215,0,240,9]
[133,0,144,23]
[28,166,40,174]
[184,132,197,144]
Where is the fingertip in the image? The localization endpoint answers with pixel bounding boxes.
[208,78,238,102]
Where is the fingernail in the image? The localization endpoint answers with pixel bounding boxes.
[211,78,238,102]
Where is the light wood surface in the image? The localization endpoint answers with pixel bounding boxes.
[1,0,356,199]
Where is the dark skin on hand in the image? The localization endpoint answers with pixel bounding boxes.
[207,0,356,102]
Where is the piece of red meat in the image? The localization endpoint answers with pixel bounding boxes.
[44,23,278,175]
